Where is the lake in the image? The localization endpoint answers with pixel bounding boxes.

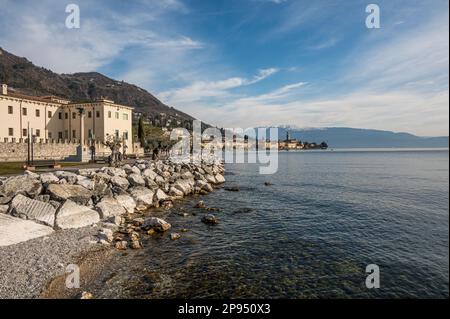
[89,149,449,298]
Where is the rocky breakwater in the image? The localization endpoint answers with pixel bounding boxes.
[0,160,225,247]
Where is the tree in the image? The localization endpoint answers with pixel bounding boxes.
[137,116,146,147]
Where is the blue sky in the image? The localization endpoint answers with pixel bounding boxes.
[0,0,448,136]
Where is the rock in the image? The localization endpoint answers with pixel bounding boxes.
[97,228,114,243]
[129,187,154,210]
[80,292,94,299]
[170,233,181,240]
[161,200,174,210]
[130,240,143,249]
[214,174,225,184]
[137,164,147,171]
[54,171,78,184]
[205,174,216,184]
[0,194,12,205]
[130,166,141,175]
[180,228,189,233]
[128,173,146,187]
[47,184,93,206]
[224,186,240,192]
[95,197,126,219]
[0,214,54,247]
[77,168,99,177]
[36,194,50,202]
[0,205,9,214]
[154,189,169,203]
[181,171,194,180]
[110,176,130,190]
[122,164,133,174]
[24,170,40,179]
[115,194,136,214]
[115,241,128,250]
[39,173,59,186]
[102,167,127,178]
[201,214,219,225]
[195,200,207,209]
[168,187,184,198]
[55,200,100,229]
[0,175,43,198]
[92,172,111,183]
[132,217,145,227]
[92,176,111,199]
[108,215,123,226]
[144,177,159,189]
[142,169,158,180]
[264,182,274,186]
[76,176,94,190]
[10,194,56,227]
[173,180,192,195]
[143,217,171,232]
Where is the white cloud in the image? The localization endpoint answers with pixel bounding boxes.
[158,68,279,105]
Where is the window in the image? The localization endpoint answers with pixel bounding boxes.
[65,113,68,120]
[58,112,62,119]
[88,129,93,139]
[22,108,27,116]
[8,128,13,136]
[8,106,13,114]
[23,129,27,137]
[36,109,40,117]
[108,111,112,118]
[36,129,40,137]
[96,111,100,118]
[123,131,129,140]
[72,130,76,138]
[72,112,76,119]
[88,111,92,118]
[123,113,128,120]
[64,130,68,139]
[115,112,119,119]
[48,132,52,139]
[115,130,119,139]
[48,111,52,118]
[58,132,63,140]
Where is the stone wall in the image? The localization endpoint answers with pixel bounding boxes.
[0,141,79,162]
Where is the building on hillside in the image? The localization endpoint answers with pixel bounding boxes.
[0,84,141,161]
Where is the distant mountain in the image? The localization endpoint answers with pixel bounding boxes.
[276,127,449,148]
[0,47,194,122]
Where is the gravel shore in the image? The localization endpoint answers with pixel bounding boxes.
[0,224,109,299]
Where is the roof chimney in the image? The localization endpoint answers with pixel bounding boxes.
[1,84,7,95]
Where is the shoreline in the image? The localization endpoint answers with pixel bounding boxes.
[0,158,225,299]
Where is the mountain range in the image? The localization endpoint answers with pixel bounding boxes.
[0,47,194,122]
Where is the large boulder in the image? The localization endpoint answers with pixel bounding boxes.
[54,171,78,184]
[110,176,130,190]
[154,189,169,204]
[0,205,9,214]
[77,168,99,177]
[55,200,100,229]
[169,187,184,198]
[9,194,56,227]
[173,179,192,195]
[47,184,93,206]
[102,167,127,178]
[143,217,171,232]
[76,176,94,190]
[115,194,136,214]
[129,187,154,210]
[142,169,158,180]
[214,174,225,184]
[0,175,43,198]
[40,173,60,186]
[0,214,54,247]
[128,173,146,187]
[0,194,12,205]
[95,197,126,219]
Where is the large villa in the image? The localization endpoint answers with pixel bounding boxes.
[0,84,140,162]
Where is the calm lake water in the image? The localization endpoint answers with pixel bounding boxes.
[90,149,449,299]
